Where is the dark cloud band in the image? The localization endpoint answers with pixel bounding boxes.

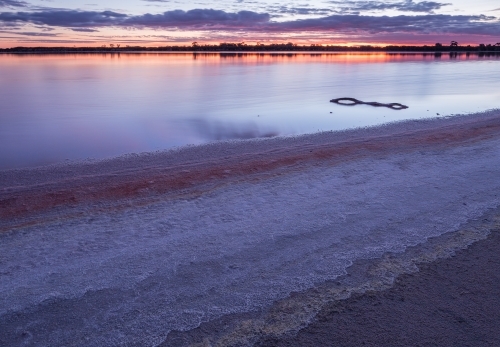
[0,9,270,28]
[0,0,27,8]
[270,14,500,36]
[0,10,126,27]
[0,8,499,37]
[124,9,270,27]
[328,0,451,13]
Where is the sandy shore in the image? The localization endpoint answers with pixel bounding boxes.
[256,221,500,347]
[161,209,500,347]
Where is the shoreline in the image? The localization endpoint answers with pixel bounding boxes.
[1,110,500,346]
[2,110,500,224]
[257,219,500,347]
[2,51,500,53]
[162,208,500,347]
[2,47,500,55]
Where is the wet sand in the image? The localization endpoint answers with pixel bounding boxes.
[257,226,500,347]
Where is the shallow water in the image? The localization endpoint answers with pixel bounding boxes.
[1,52,500,169]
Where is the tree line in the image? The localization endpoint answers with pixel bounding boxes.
[2,41,500,53]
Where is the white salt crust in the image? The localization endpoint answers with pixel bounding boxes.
[1,110,500,346]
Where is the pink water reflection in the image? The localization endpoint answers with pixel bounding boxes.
[1,52,499,169]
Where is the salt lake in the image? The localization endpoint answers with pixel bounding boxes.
[1,52,499,169]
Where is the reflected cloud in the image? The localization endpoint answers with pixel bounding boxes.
[188,118,279,141]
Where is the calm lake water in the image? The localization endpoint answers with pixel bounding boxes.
[1,52,499,169]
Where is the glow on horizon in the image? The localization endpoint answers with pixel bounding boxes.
[0,0,499,48]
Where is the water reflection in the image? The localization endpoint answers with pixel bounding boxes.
[189,119,279,141]
[0,52,499,169]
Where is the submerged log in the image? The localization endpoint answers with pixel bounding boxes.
[330,97,408,110]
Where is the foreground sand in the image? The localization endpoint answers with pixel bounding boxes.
[162,209,500,347]
[256,220,500,347]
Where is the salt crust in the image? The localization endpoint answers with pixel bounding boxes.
[1,110,500,347]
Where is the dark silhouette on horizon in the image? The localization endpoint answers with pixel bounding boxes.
[2,42,500,54]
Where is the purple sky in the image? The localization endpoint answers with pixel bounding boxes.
[0,0,499,47]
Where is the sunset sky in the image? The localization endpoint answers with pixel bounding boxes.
[0,0,499,47]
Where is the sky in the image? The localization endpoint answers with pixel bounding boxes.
[0,0,499,47]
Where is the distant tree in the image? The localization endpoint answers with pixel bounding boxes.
[495,43,500,46]
[450,41,458,47]
[192,42,198,47]
[109,44,114,48]
[435,43,443,48]
[116,44,120,48]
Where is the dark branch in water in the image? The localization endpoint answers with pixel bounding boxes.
[330,97,409,110]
